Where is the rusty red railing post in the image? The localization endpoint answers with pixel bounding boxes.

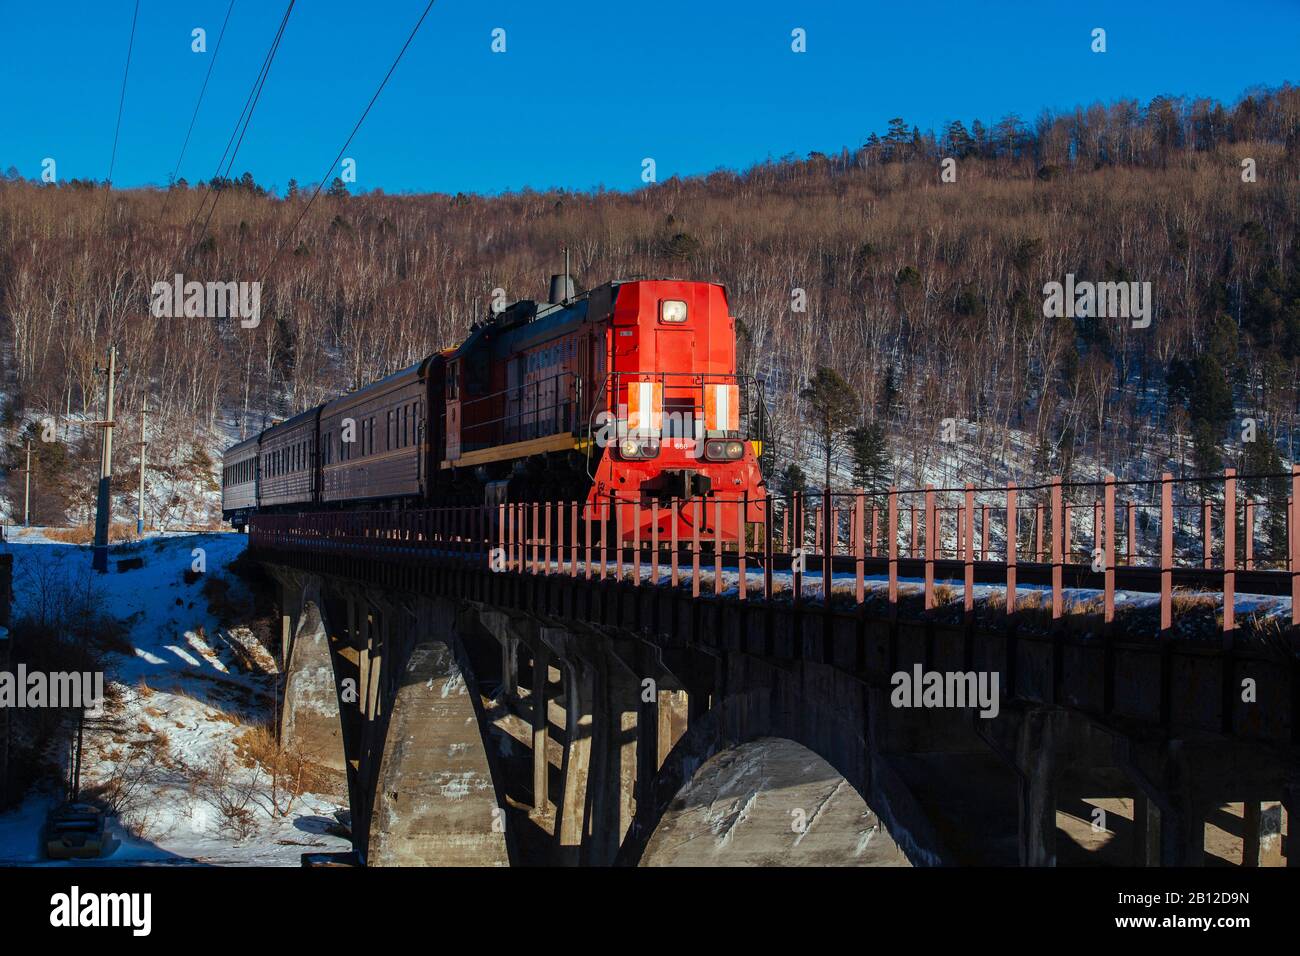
[1160,472,1173,632]
[714,498,723,596]
[505,504,513,569]
[854,488,865,605]
[1103,475,1115,628]
[1006,482,1017,615]
[887,487,898,616]
[556,500,565,573]
[923,485,935,610]
[1224,468,1236,636]
[584,501,593,581]
[570,501,578,578]
[600,498,608,581]
[964,483,975,620]
[671,499,680,588]
[909,503,918,559]
[791,491,803,604]
[822,488,833,601]
[544,501,553,576]
[738,493,748,601]
[1050,477,1062,621]
[651,500,660,584]
[763,493,773,601]
[497,502,505,570]
[633,501,642,587]
[616,497,624,582]
[691,497,701,598]
[532,502,540,575]
[870,504,879,558]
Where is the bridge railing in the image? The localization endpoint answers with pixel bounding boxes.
[248,467,1300,633]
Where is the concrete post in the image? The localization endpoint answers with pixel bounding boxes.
[1132,792,1161,866]
[1017,709,1061,866]
[556,655,594,860]
[531,647,550,814]
[1243,801,1261,867]
[1158,801,1204,867]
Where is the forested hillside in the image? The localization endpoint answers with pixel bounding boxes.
[2,86,1299,523]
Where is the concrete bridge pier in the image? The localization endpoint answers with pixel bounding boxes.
[1012,708,1066,867]
[471,609,705,866]
[275,574,346,774]
[272,571,515,865]
[365,599,511,866]
[1115,737,1205,866]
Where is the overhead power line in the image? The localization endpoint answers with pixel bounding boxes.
[160,0,237,220]
[183,0,295,262]
[102,0,141,222]
[257,0,437,285]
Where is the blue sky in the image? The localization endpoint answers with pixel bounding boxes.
[2,1,1297,195]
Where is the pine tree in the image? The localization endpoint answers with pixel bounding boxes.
[1243,429,1288,550]
[776,463,808,523]
[1192,419,1223,493]
[848,422,888,491]
[800,366,860,492]
[1189,353,1234,432]
[944,120,975,158]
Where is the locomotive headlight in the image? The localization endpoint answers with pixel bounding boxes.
[659,299,688,323]
[620,437,660,459]
[704,439,745,461]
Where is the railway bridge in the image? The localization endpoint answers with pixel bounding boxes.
[248,470,1300,866]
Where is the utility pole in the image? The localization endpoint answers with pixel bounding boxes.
[23,440,31,527]
[91,345,118,573]
[137,397,148,536]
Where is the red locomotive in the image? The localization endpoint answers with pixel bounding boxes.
[222,278,769,541]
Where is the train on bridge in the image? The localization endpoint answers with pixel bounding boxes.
[222,278,769,540]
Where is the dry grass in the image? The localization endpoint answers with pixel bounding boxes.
[42,522,139,545]
[234,724,339,810]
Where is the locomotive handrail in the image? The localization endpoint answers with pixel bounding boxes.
[453,370,578,442]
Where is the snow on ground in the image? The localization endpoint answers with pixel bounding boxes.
[0,529,350,866]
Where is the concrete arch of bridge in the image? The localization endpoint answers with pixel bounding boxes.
[638,736,911,866]
[617,650,951,866]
